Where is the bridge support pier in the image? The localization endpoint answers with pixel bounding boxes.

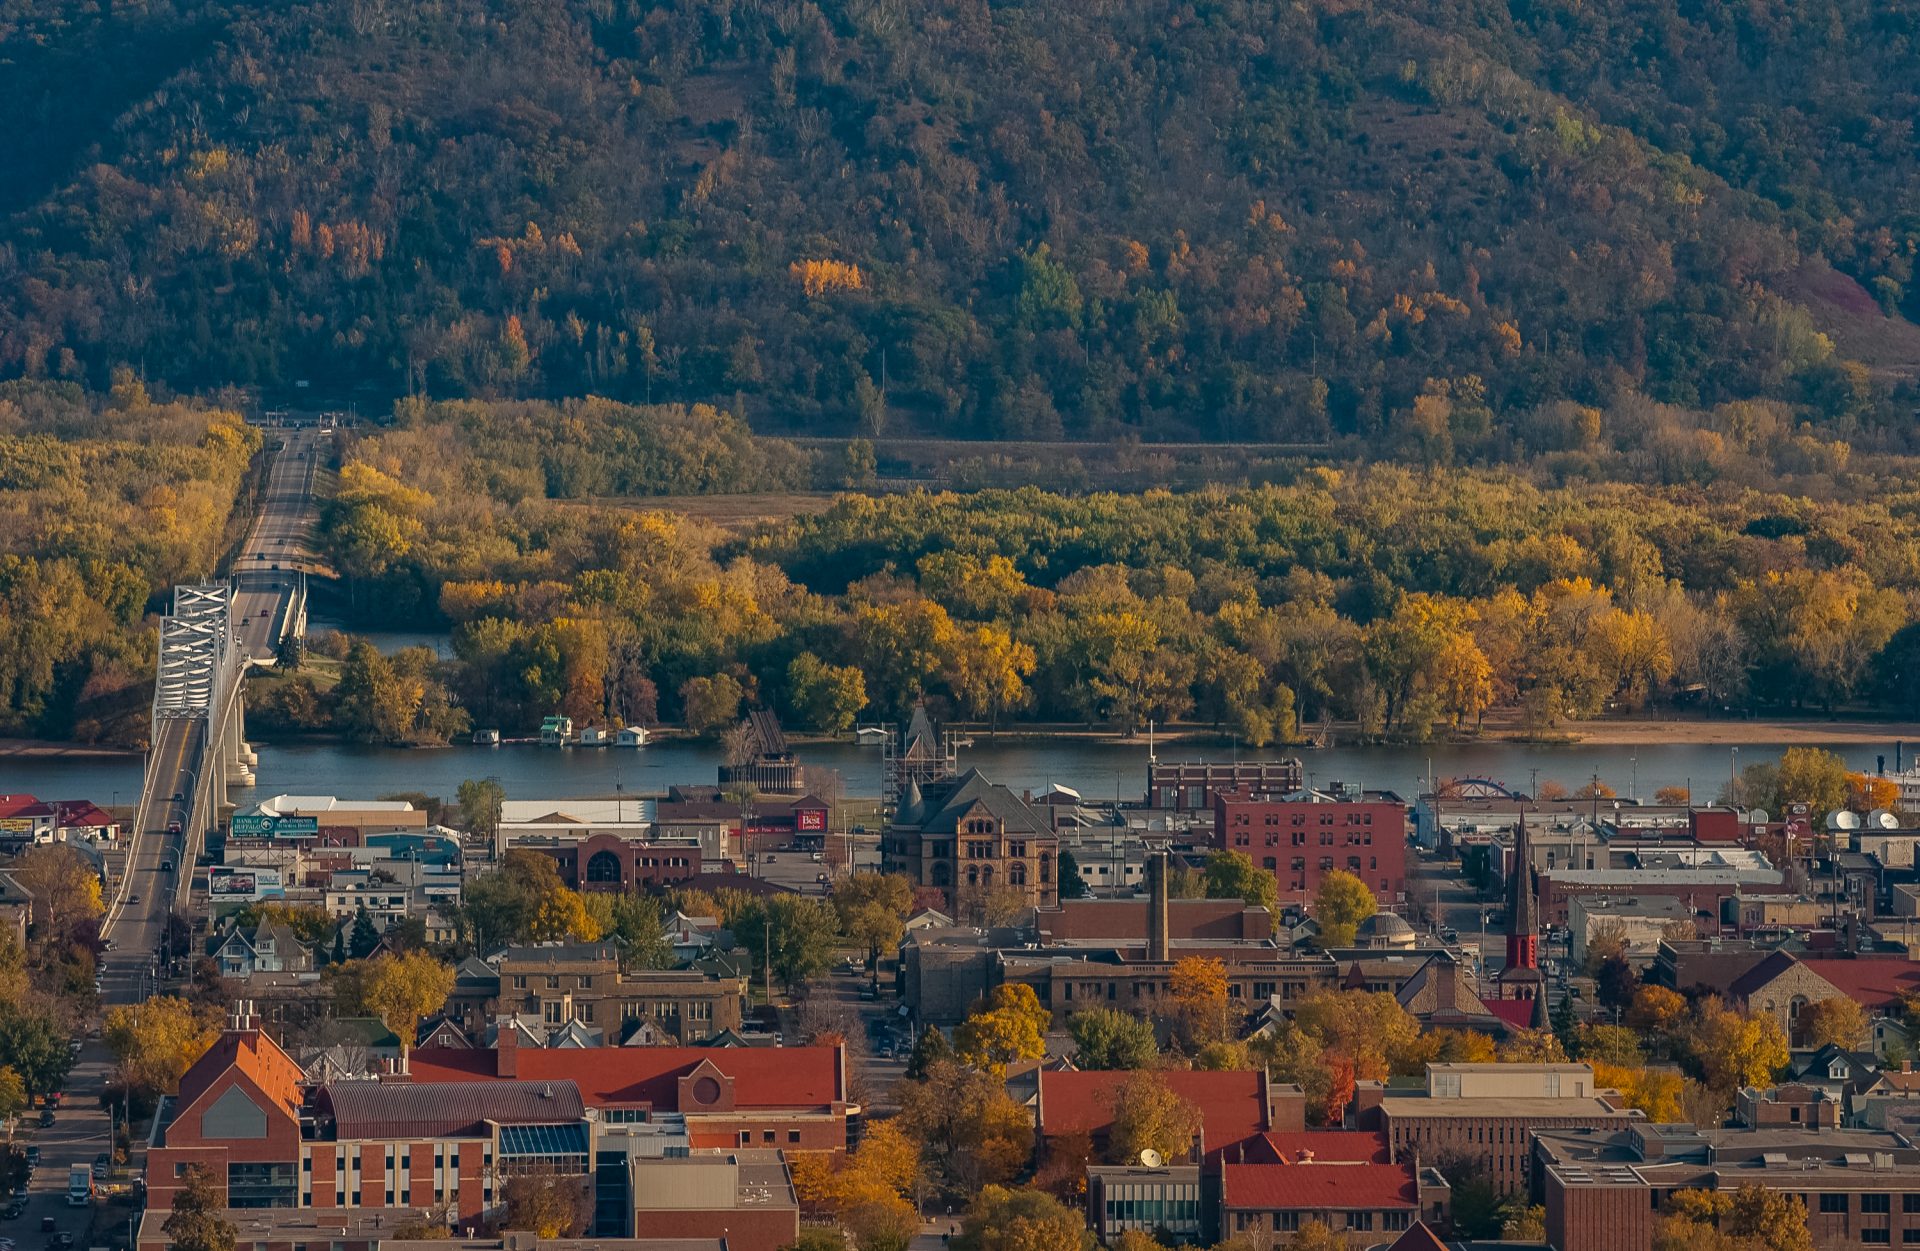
[220,700,256,794]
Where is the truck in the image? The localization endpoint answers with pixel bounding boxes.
[67,1163,92,1206]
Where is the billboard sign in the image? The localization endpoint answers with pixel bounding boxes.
[209,866,284,899]
[231,815,320,838]
[796,808,828,832]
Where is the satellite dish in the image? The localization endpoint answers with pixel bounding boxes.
[1139,1149,1164,1168]
[1828,810,1862,831]
[1749,809,1770,825]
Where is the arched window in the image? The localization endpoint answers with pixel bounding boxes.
[967,865,980,887]
[586,850,623,883]
[980,865,994,887]
[1010,861,1027,887]
[1039,853,1052,884]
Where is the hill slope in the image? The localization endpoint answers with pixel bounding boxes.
[0,0,1916,446]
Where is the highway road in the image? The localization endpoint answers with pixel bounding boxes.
[102,426,327,993]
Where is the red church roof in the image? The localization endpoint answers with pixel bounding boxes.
[407,1044,844,1110]
[1797,958,1920,1009]
[1485,999,1538,1031]
[1037,1069,1270,1155]
[1221,1160,1419,1210]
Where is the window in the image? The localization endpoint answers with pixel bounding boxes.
[789,1131,802,1144]
[1904,1194,1920,1214]
[1820,1194,1849,1214]
[546,975,560,989]
[1862,1231,1889,1245]
[1863,1194,1891,1213]
[1010,861,1027,886]
[512,975,527,989]
[1901,1230,1920,1244]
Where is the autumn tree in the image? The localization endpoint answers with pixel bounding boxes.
[1312,869,1378,946]
[1687,1000,1790,1095]
[10,845,103,931]
[736,894,841,990]
[165,1165,237,1251]
[787,652,868,734]
[898,1060,1034,1194]
[361,951,457,1057]
[1800,996,1867,1049]
[833,873,914,969]
[1165,956,1232,1047]
[502,1166,592,1238]
[104,996,220,1095]
[1106,1070,1202,1163]
[955,984,1051,1071]
[953,1185,1093,1251]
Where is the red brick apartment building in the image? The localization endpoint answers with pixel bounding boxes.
[1215,786,1409,906]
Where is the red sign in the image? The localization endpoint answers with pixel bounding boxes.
[797,808,828,832]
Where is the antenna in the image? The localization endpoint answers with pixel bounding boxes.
[1870,809,1900,830]
[1139,1148,1164,1168]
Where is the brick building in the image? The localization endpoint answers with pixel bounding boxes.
[519,832,703,892]
[882,768,1059,910]
[1358,1064,1639,1194]
[1150,760,1303,810]
[409,1039,859,1152]
[1213,786,1408,908]
[1036,1068,1288,1165]
[1536,1122,1920,1251]
[447,943,747,1041]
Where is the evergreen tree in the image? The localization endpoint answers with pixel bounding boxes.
[349,905,381,959]
[1552,990,1579,1058]
[904,1025,953,1081]
[331,926,348,966]
[1056,849,1088,899]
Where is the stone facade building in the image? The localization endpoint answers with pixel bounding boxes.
[881,768,1059,910]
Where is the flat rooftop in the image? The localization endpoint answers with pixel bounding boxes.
[1379,1095,1635,1120]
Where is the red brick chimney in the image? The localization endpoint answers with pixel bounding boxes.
[497,1020,520,1077]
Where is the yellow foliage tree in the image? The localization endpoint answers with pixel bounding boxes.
[791,259,866,297]
[104,996,220,1095]
[361,951,457,1057]
[955,984,1051,1072]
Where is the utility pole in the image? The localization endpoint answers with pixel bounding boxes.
[763,915,773,1008]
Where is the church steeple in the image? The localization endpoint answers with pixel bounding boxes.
[1505,810,1539,975]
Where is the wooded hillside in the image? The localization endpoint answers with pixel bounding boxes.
[1,0,1917,446]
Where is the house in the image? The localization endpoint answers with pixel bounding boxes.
[449,943,747,1042]
[0,794,56,848]
[52,800,120,842]
[213,920,313,977]
[0,871,32,945]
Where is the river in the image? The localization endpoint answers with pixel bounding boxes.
[0,734,1903,813]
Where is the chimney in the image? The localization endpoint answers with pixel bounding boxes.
[1147,851,1171,962]
[497,1019,520,1077]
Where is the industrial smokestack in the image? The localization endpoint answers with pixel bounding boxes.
[1147,851,1170,962]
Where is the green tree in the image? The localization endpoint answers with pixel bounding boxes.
[680,673,745,735]
[1202,849,1277,908]
[735,894,840,990]
[349,904,382,958]
[582,893,673,969]
[457,778,505,842]
[832,873,914,968]
[786,652,868,734]
[905,1025,954,1081]
[1067,1007,1159,1070]
[0,1005,73,1098]
[1312,869,1378,947]
[1056,849,1088,899]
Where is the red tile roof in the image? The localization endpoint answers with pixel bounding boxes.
[0,795,50,819]
[52,801,115,828]
[1220,1160,1419,1211]
[1242,1131,1390,1164]
[1796,958,1920,1009]
[178,1029,305,1123]
[407,1045,844,1110]
[1037,1070,1269,1154]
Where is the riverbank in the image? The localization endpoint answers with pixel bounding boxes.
[1495,715,1920,747]
[0,738,140,760]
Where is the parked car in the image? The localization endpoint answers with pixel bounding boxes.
[23,1150,38,1167]
[36,1112,52,1129]
[2,1202,24,1220]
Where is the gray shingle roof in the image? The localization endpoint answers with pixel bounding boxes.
[897,768,1049,836]
[321,1079,585,1138]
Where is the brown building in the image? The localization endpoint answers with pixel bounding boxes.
[451,943,747,1041]
[1536,1122,1920,1251]
[882,768,1059,911]
[627,1153,799,1251]
[1358,1064,1639,1194]
[1148,760,1303,810]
